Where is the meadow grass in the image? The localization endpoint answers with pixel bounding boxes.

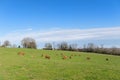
[0,48,119,80]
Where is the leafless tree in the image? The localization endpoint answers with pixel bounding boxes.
[86,43,97,52]
[21,37,37,49]
[57,42,68,50]
[2,40,11,47]
[44,43,52,50]
[68,44,77,51]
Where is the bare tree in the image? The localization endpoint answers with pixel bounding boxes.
[87,43,96,52]
[44,43,52,50]
[57,42,68,50]
[2,40,11,47]
[21,37,37,49]
[68,44,77,51]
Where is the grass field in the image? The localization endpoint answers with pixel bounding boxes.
[0,48,119,80]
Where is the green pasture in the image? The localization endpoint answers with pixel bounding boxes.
[0,48,119,80]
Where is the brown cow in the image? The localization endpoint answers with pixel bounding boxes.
[62,56,67,60]
[45,55,50,59]
[18,52,25,56]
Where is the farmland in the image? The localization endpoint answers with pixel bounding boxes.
[0,48,120,80]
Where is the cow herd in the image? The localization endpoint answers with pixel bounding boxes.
[41,53,80,60]
[17,51,109,61]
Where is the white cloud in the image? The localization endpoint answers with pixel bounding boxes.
[0,27,120,44]
[12,28,33,33]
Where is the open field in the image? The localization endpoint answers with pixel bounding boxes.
[0,48,120,80]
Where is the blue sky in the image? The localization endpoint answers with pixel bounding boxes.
[0,0,120,48]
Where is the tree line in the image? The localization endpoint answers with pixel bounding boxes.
[0,37,120,56]
[79,43,120,56]
[1,37,37,49]
[43,42,120,56]
[43,42,77,51]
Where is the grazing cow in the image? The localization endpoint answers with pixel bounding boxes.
[106,58,109,61]
[18,52,25,56]
[62,56,67,60]
[86,57,90,60]
[45,55,50,59]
